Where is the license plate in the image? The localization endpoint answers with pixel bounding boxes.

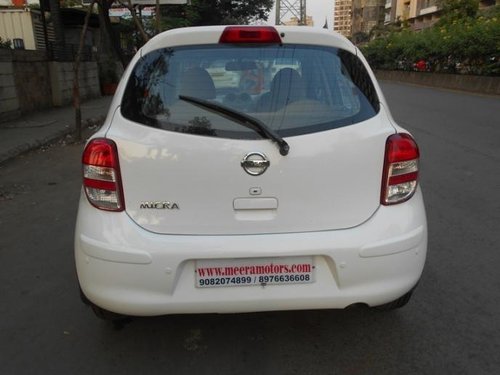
[195,256,314,288]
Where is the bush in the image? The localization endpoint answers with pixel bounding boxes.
[361,6,500,76]
[0,37,12,49]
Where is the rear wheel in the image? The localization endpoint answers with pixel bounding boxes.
[79,286,130,325]
[90,304,128,321]
[373,289,414,311]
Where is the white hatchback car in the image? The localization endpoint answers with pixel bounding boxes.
[75,26,427,319]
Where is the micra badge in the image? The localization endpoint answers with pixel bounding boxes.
[140,201,179,210]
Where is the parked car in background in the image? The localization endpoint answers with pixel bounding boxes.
[75,25,427,320]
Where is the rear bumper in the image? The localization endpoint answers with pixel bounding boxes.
[75,189,427,316]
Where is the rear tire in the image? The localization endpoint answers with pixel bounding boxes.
[79,285,130,325]
[373,289,414,311]
[90,304,127,321]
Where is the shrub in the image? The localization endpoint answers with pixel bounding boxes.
[0,37,12,49]
[361,5,500,76]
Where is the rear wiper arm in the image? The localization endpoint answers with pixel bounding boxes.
[179,95,290,156]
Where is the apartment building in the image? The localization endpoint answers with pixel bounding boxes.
[384,0,398,24]
[351,0,386,35]
[390,0,497,31]
[333,0,353,37]
[342,0,499,39]
[408,0,440,30]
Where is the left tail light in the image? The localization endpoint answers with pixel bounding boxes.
[82,138,125,211]
[381,133,420,205]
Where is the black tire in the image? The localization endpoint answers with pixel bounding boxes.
[79,285,129,323]
[90,304,126,321]
[373,289,414,311]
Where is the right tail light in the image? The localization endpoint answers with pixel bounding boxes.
[381,133,420,205]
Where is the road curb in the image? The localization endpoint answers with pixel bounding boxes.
[375,70,500,96]
[0,96,111,165]
[0,127,74,165]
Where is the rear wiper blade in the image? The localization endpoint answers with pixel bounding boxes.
[179,95,290,156]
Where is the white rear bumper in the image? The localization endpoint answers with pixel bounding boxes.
[75,189,427,316]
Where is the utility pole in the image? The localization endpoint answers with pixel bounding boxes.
[275,0,307,25]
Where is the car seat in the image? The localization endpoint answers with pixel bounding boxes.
[255,68,306,112]
[179,67,216,100]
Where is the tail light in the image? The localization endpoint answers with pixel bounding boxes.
[381,133,420,205]
[219,26,282,44]
[82,138,124,211]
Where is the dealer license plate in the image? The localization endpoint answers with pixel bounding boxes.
[195,256,314,288]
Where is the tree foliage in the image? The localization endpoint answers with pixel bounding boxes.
[361,4,500,76]
[116,0,274,52]
[0,37,12,49]
[437,0,479,24]
[155,0,273,30]
[186,0,274,26]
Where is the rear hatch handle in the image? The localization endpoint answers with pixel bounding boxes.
[179,95,290,156]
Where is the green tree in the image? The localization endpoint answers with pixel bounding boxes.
[352,31,370,44]
[437,0,479,25]
[185,0,274,26]
[0,37,12,49]
[361,13,500,75]
[116,0,274,51]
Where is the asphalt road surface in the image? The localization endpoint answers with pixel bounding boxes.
[1,82,499,375]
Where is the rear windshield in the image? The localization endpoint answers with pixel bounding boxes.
[121,44,379,139]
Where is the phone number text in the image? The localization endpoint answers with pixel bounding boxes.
[197,274,312,287]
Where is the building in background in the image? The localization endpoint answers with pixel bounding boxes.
[384,0,398,25]
[333,0,353,37]
[283,15,314,26]
[351,0,386,36]
[0,7,54,50]
[0,0,26,6]
[406,0,440,30]
[386,0,498,31]
[0,6,101,58]
[341,0,500,43]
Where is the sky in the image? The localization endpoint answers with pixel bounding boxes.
[266,0,335,30]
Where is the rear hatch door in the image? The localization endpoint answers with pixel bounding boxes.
[109,37,394,235]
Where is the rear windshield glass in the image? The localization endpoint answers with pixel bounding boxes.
[121,44,379,139]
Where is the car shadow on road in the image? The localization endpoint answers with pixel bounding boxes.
[89,306,417,374]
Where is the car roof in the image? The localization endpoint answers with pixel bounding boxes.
[140,25,357,57]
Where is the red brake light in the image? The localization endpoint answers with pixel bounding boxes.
[381,133,420,205]
[82,138,125,212]
[82,139,119,167]
[219,26,282,44]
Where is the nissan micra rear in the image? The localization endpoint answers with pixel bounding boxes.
[75,26,427,319]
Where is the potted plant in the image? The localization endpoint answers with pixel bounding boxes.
[99,59,119,95]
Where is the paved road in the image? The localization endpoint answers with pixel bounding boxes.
[1,83,499,374]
